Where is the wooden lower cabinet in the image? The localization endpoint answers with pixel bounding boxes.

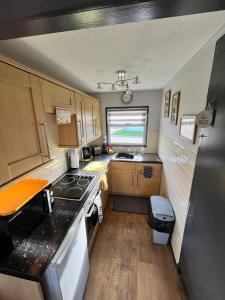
[110,162,136,195]
[110,162,162,196]
[136,163,162,196]
[111,168,135,195]
[0,273,44,300]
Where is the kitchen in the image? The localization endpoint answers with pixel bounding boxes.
[0,2,225,300]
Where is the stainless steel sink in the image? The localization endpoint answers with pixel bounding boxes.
[115,153,134,159]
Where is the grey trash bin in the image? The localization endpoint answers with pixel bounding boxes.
[148,196,175,245]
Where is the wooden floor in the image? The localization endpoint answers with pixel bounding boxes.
[83,196,187,300]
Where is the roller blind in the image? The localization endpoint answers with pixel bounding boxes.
[106,107,148,146]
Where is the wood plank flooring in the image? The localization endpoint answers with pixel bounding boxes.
[83,196,187,300]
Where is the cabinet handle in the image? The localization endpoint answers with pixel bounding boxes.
[40,121,51,159]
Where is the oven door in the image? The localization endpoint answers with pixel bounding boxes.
[42,211,89,300]
[85,203,98,244]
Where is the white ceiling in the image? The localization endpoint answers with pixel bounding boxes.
[0,11,225,93]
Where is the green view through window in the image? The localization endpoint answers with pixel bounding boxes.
[106,106,148,146]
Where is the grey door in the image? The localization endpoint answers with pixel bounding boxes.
[180,34,225,300]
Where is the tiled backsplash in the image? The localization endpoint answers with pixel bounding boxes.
[158,133,197,262]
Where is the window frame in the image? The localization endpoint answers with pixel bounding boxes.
[105,106,149,147]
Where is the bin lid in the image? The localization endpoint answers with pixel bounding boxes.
[151,196,174,219]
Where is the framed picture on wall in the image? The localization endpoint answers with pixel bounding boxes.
[179,115,197,144]
[164,90,171,117]
[171,91,180,125]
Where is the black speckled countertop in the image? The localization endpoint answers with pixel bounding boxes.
[0,199,83,281]
[0,152,161,282]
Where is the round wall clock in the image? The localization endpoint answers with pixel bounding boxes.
[121,90,132,104]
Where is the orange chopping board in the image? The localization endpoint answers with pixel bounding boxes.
[0,179,49,217]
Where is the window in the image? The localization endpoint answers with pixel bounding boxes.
[106,106,148,146]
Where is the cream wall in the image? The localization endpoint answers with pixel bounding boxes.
[158,30,225,262]
[91,90,162,153]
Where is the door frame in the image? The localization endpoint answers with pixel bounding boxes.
[0,1,225,40]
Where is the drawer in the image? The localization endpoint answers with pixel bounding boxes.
[110,161,136,170]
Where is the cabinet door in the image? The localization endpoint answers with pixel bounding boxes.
[40,79,73,113]
[135,163,162,196]
[84,96,95,141]
[75,92,86,144]
[110,168,135,195]
[0,63,49,184]
[93,100,102,137]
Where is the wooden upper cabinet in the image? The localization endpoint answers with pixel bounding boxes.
[75,92,86,144]
[83,96,95,141]
[58,91,85,147]
[93,100,102,138]
[58,93,102,147]
[0,62,50,185]
[40,78,73,113]
[0,57,102,184]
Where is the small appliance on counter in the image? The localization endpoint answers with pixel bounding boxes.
[103,143,114,154]
[91,145,102,156]
[0,179,53,256]
[67,148,80,169]
[82,147,93,160]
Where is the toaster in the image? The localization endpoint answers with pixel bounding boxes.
[92,146,102,156]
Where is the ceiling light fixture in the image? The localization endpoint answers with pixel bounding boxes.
[96,70,141,91]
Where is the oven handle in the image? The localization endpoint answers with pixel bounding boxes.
[85,204,96,218]
[85,189,101,217]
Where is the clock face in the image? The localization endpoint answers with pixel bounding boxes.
[122,91,132,104]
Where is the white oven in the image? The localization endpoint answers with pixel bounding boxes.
[42,210,89,300]
[83,182,101,245]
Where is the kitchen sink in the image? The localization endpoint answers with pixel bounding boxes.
[115,152,134,159]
